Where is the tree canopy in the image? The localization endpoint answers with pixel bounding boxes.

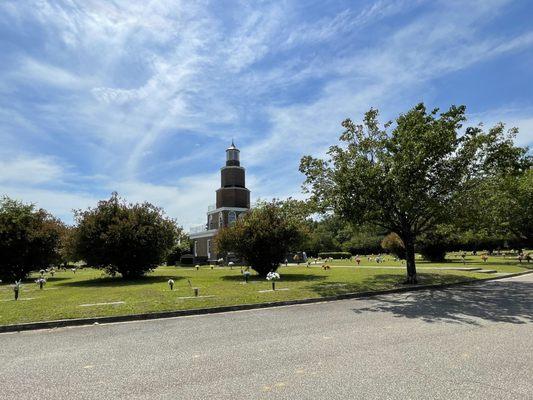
[0,197,63,282]
[215,199,307,276]
[74,193,178,278]
[300,103,529,283]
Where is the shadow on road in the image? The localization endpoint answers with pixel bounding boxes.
[351,279,533,325]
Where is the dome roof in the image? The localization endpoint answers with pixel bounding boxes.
[226,139,239,151]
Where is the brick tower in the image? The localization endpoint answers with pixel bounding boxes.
[189,141,251,262]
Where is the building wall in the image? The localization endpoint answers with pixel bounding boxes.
[221,166,245,187]
[216,187,250,208]
[192,236,215,260]
[207,209,248,230]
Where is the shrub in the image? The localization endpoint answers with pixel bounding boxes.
[180,254,194,265]
[166,246,182,266]
[418,243,447,262]
[0,197,63,282]
[317,252,352,259]
[74,193,178,278]
[381,233,406,259]
[215,200,306,276]
[417,230,451,262]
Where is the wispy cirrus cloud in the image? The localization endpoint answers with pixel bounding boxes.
[0,0,532,227]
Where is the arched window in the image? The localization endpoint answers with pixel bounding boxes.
[208,214,213,229]
[219,213,224,228]
[228,211,237,226]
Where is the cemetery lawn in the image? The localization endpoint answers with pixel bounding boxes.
[1,255,530,326]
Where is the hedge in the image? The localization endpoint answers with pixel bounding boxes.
[318,252,352,259]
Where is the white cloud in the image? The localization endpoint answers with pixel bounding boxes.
[469,107,533,147]
[0,184,97,224]
[0,155,66,185]
[1,0,532,227]
[244,0,533,164]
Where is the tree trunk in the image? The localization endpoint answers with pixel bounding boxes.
[403,236,417,284]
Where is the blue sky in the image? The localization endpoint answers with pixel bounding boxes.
[1,0,532,228]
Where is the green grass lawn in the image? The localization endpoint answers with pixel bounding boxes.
[0,254,530,326]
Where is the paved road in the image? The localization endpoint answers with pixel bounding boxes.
[1,274,532,399]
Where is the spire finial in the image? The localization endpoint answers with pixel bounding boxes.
[231,138,235,147]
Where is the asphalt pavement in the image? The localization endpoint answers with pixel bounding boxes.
[1,274,532,399]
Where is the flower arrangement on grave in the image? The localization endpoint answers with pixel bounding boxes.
[71,267,76,273]
[168,279,174,290]
[266,271,280,291]
[13,280,22,300]
[243,270,251,283]
[35,277,46,290]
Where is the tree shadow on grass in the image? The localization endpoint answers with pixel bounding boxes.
[310,272,499,298]
[43,277,73,285]
[221,273,326,283]
[310,274,404,297]
[58,275,185,288]
[349,275,533,325]
[24,276,71,284]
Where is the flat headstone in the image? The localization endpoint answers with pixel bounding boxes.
[1,297,36,302]
[476,269,497,274]
[175,295,215,299]
[79,301,125,307]
[258,288,290,293]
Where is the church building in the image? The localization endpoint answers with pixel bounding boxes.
[189,142,250,263]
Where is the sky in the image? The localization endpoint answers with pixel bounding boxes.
[1,0,532,229]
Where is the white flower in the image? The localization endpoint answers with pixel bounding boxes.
[168,279,174,284]
[243,271,251,277]
[266,272,280,281]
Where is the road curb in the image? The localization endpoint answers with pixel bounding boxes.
[1,270,531,334]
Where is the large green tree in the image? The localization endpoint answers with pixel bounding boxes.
[0,197,63,281]
[467,169,533,248]
[215,200,307,276]
[300,104,527,283]
[74,193,178,278]
[496,169,533,247]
